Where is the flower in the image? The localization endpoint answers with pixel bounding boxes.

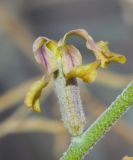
[24,29,126,136]
[25,29,126,113]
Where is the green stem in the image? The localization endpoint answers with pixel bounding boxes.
[60,81,133,160]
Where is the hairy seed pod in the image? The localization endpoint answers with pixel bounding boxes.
[54,68,86,136]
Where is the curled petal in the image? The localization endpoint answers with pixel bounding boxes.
[58,29,98,51]
[61,45,82,74]
[58,29,126,68]
[33,36,48,54]
[66,60,101,83]
[95,41,127,68]
[33,37,58,76]
[24,77,49,112]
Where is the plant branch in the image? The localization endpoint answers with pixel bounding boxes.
[60,81,133,160]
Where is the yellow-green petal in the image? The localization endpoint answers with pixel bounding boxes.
[24,76,49,112]
[95,41,127,68]
[66,60,100,83]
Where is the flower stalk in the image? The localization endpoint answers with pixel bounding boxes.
[60,81,133,160]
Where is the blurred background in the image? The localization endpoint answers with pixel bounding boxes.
[0,0,133,159]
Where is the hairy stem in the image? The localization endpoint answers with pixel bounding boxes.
[60,81,133,160]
